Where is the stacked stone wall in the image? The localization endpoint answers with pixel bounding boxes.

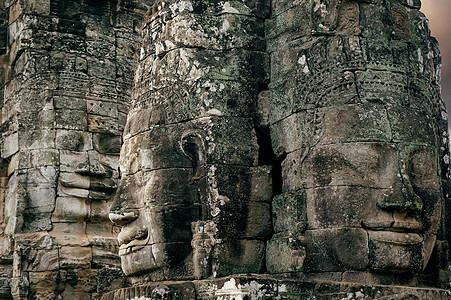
[0,0,146,298]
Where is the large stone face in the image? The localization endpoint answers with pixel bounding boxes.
[109,0,273,282]
[0,0,450,299]
[265,0,450,287]
[0,0,146,298]
[109,0,450,294]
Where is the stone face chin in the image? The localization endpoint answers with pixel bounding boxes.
[369,233,424,272]
[120,245,157,276]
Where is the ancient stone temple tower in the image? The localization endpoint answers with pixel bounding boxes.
[106,0,451,298]
[0,0,146,298]
[1,0,451,299]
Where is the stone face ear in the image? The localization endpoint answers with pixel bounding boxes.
[180,130,206,181]
[191,220,214,279]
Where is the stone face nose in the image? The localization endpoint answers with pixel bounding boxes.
[378,172,423,213]
[74,151,107,176]
[74,161,90,174]
[108,176,139,226]
[88,158,107,176]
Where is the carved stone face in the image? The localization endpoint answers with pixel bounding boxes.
[265,0,448,282]
[42,75,124,242]
[53,123,121,230]
[108,0,273,280]
[0,0,144,297]
[301,130,442,273]
[0,73,124,240]
[108,117,199,277]
[270,101,445,278]
[0,71,126,298]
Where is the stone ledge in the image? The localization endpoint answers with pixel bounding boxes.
[101,274,451,300]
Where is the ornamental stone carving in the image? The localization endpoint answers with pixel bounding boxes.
[0,0,450,299]
[106,0,451,298]
[0,0,146,298]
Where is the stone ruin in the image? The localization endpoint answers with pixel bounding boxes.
[0,0,147,298]
[0,0,451,299]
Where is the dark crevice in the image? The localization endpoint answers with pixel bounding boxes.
[0,157,10,177]
[259,243,268,274]
[253,120,285,196]
[50,0,118,22]
[258,80,269,94]
[50,0,60,16]
[272,153,286,196]
[254,124,273,166]
[0,23,6,55]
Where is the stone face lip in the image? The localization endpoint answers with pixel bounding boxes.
[362,217,423,232]
[100,275,451,300]
[109,211,139,226]
[117,227,148,246]
[60,177,117,199]
[368,231,423,245]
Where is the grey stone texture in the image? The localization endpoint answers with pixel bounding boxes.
[0,0,450,299]
[108,0,451,297]
[0,0,146,298]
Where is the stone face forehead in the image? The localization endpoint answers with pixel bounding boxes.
[267,1,442,111]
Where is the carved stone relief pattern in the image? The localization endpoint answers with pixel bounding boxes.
[265,0,449,287]
[109,0,274,284]
[0,0,449,299]
[0,0,146,298]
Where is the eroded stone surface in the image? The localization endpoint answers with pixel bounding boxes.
[0,0,146,298]
[101,275,451,300]
[0,0,450,299]
[108,0,451,295]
